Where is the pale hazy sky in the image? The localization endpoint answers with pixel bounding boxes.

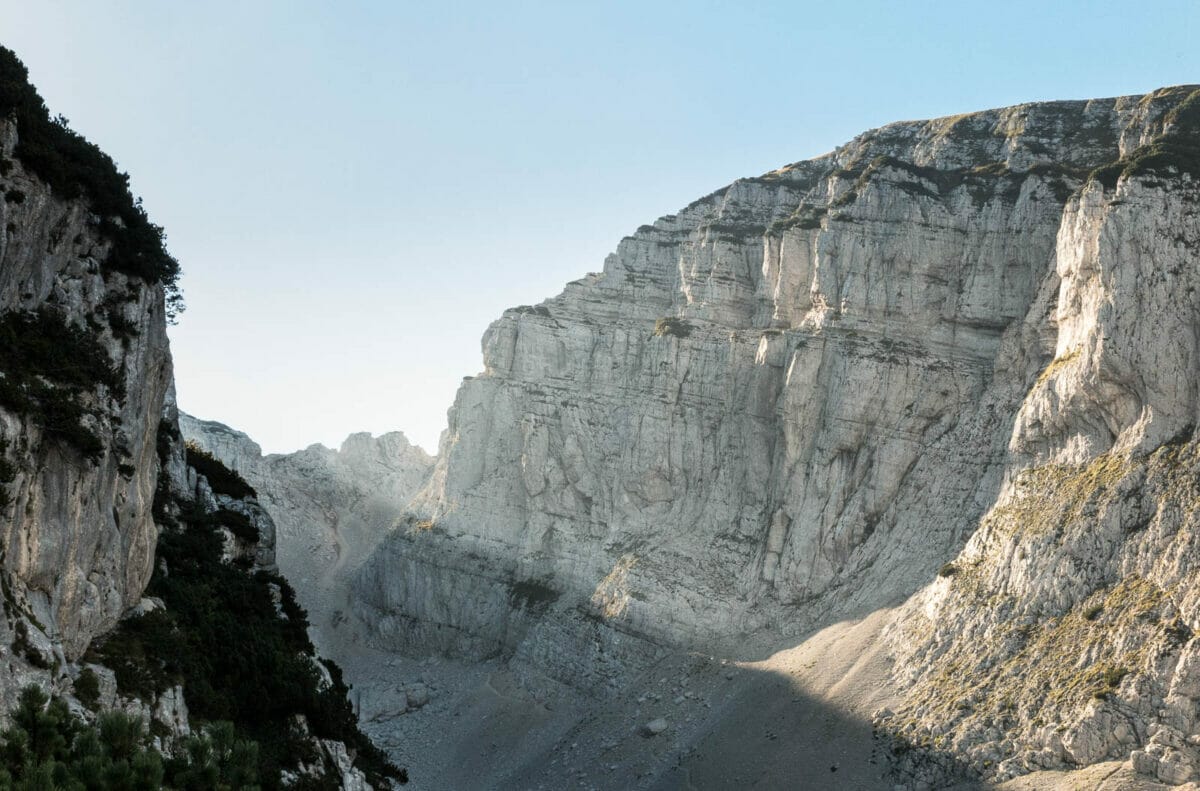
[2,1,1198,453]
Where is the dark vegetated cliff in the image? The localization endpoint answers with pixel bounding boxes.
[0,44,404,789]
[92,432,406,788]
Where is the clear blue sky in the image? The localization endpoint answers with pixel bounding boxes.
[2,1,1197,453]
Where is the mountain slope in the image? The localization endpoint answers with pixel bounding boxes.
[345,86,1200,787]
[0,45,176,689]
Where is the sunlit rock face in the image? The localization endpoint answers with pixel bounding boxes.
[884,92,1200,783]
[348,85,1200,784]
[0,118,173,668]
[181,414,434,654]
[353,91,1145,678]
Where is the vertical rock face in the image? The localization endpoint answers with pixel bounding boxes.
[180,414,433,653]
[0,116,173,665]
[353,92,1149,670]
[0,51,403,789]
[885,92,1200,783]
[350,85,1200,787]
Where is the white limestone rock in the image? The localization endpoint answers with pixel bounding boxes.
[0,118,173,700]
[340,85,1200,784]
[642,718,669,737]
[350,92,1149,682]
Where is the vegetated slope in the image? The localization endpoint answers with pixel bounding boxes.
[347,85,1200,787]
[0,685,262,789]
[885,90,1200,785]
[89,423,407,789]
[179,413,434,659]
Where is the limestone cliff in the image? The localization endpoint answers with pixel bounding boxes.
[0,70,175,689]
[884,92,1200,784]
[347,85,1200,785]
[354,90,1140,661]
[84,412,402,789]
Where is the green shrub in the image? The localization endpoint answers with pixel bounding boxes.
[0,685,270,790]
[653,317,694,339]
[1102,665,1128,687]
[0,437,14,509]
[184,443,257,499]
[0,309,122,393]
[88,514,405,788]
[0,47,182,318]
[1093,665,1130,698]
[0,307,123,459]
[216,508,259,542]
[73,668,101,711]
[11,620,49,669]
[769,205,827,233]
[1089,88,1200,189]
[165,721,260,790]
[175,502,258,543]
[104,306,140,342]
[508,577,561,613]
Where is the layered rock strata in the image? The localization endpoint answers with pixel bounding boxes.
[350,85,1200,785]
[0,48,399,788]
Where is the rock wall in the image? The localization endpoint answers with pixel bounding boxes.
[884,93,1200,784]
[0,116,173,668]
[348,85,1200,786]
[0,48,402,787]
[353,92,1154,670]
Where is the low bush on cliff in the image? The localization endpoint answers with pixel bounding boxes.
[183,443,257,500]
[89,511,405,788]
[0,684,260,790]
[0,437,15,508]
[73,667,101,711]
[1090,87,1200,189]
[508,577,561,613]
[653,317,694,338]
[0,46,182,318]
[0,308,124,459]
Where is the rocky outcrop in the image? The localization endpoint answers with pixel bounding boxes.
[884,92,1200,784]
[348,84,1200,785]
[352,92,1135,661]
[82,408,400,790]
[180,414,433,654]
[0,112,173,681]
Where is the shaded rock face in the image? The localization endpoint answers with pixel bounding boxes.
[180,414,433,653]
[0,118,172,664]
[349,85,1200,787]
